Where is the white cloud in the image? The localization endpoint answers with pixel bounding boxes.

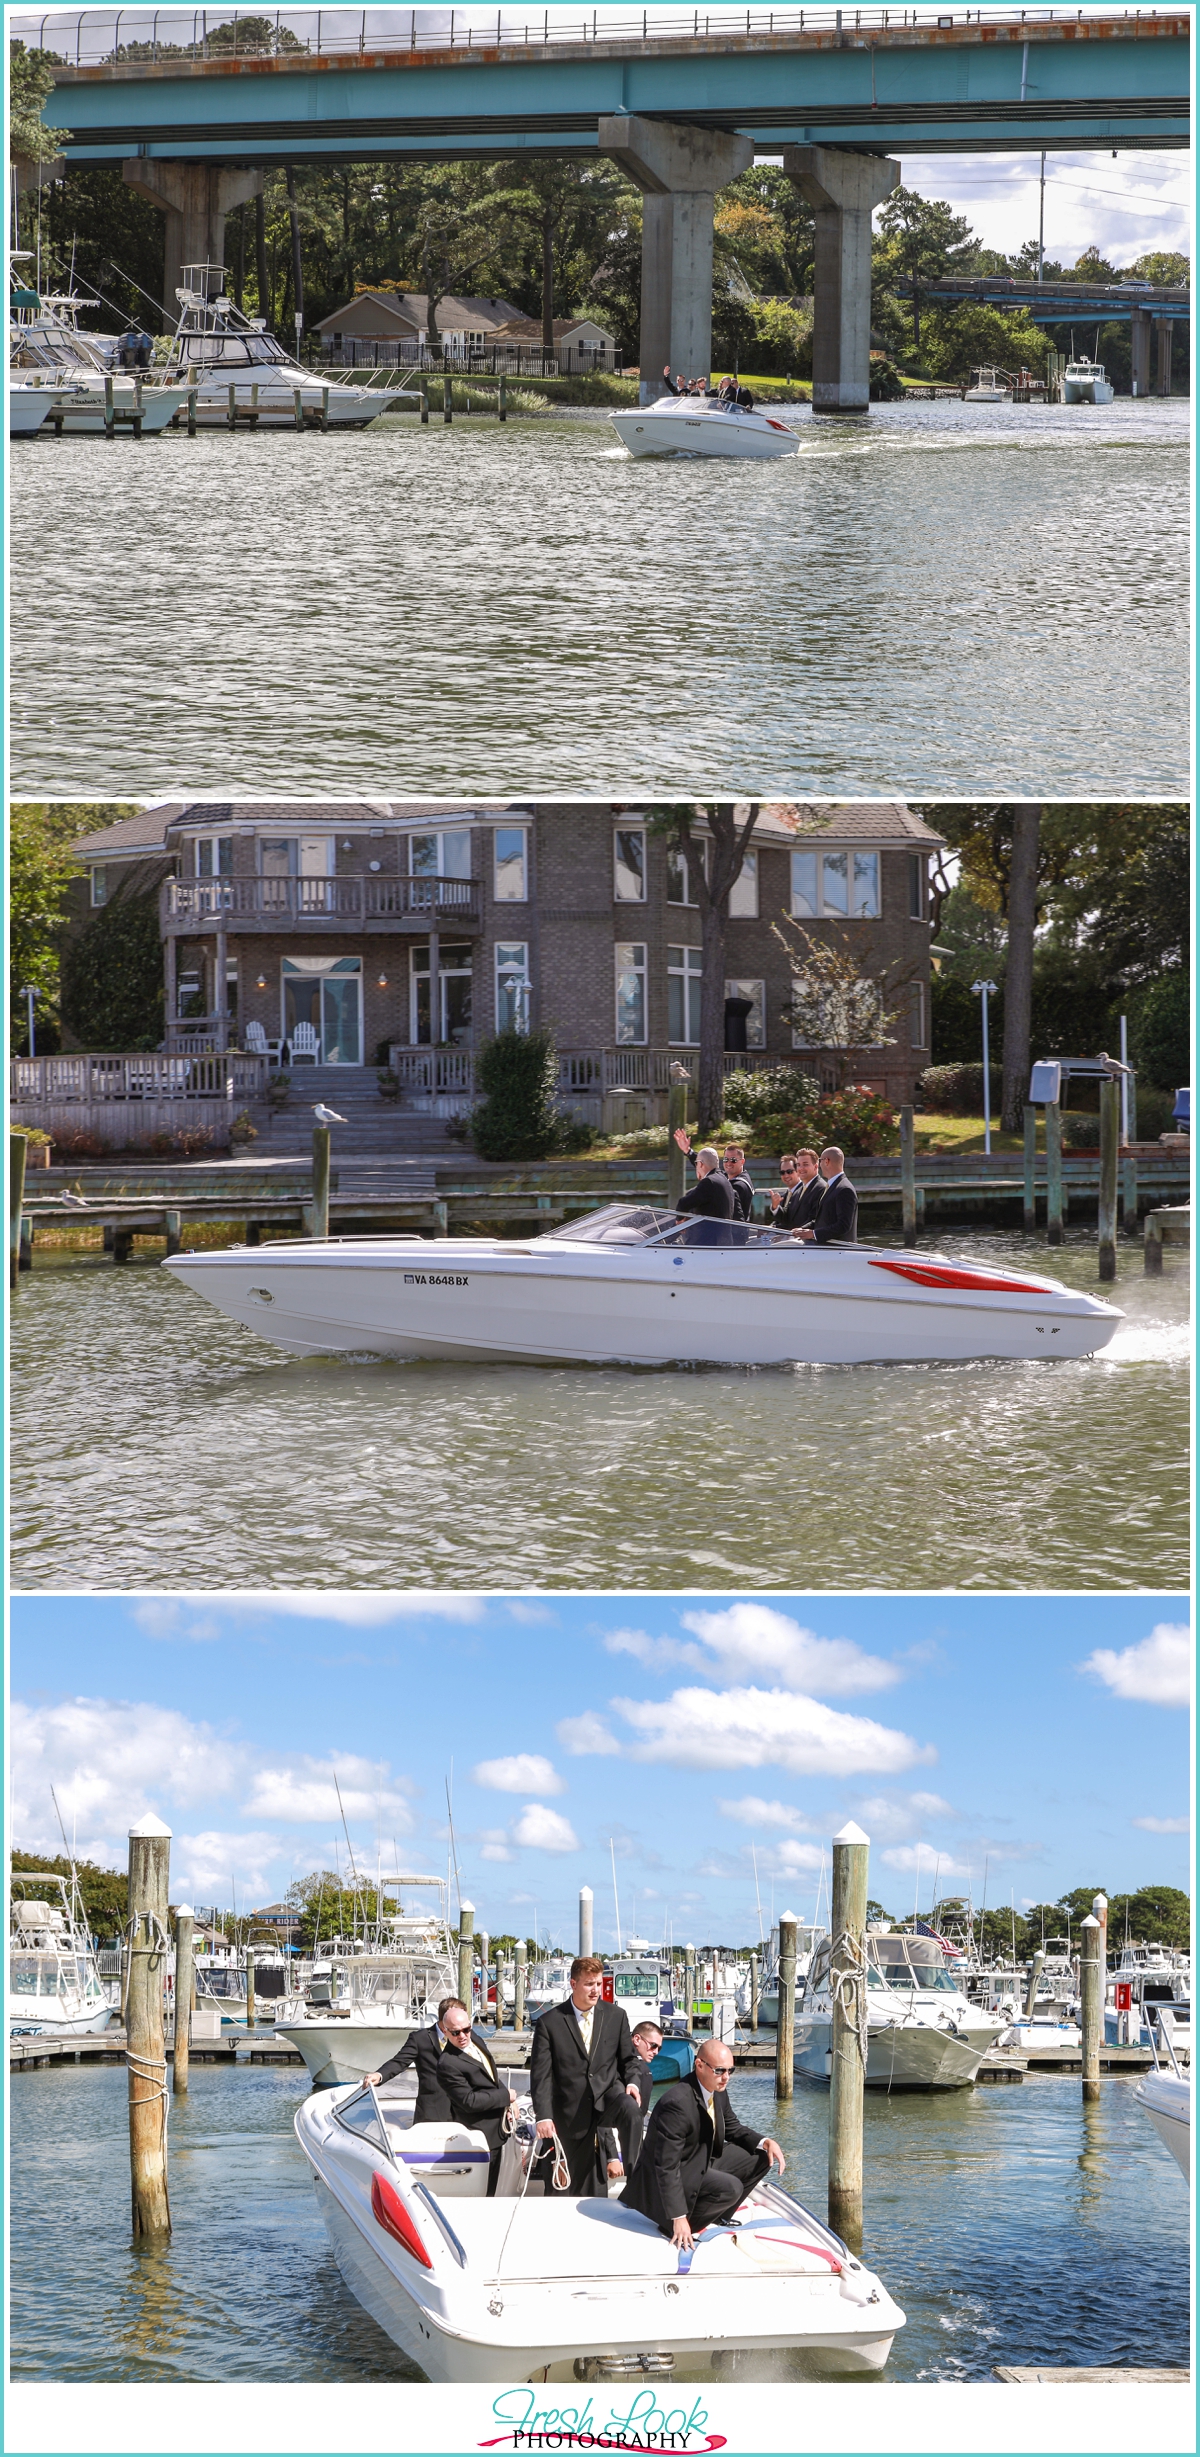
[556,1711,621,1757]
[1080,1624,1191,1708]
[880,1844,975,1878]
[131,1600,224,1643]
[764,1840,827,1876]
[604,1606,899,1695]
[511,1804,579,1853]
[1132,1815,1190,1835]
[173,1830,282,1902]
[130,1592,487,1630]
[10,1697,249,1857]
[614,1686,934,1778]
[717,1795,811,1831]
[244,1755,413,1827]
[471,1754,565,1797]
[479,1829,515,1863]
[848,1791,958,1844]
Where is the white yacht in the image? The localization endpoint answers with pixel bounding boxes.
[1106,1940,1191,2056]
[1135,2019,1190,2183]
[163,1207,1123,1370]
[159,264,387,427]
[9,1874,117,2037]
[794,1931,1002,2088]
[611,393,799,459]
[296,2073,906,2381]
[963,367,1011,401]
[9,292,190,433]
[9,383,53,436]
[1062,357,1115,405]
[273,1879,457,2086]
[524,1958,574,2020]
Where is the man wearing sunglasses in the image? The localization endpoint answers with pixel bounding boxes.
[366,1996,517,2195]
[770,1148,821,1233]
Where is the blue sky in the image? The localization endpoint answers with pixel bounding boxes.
[10,1594,1190,1940]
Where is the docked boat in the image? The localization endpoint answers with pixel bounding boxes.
[611,394,799,460]
[159,265,387,427]
[963,367,1011,402]
[1062,357,1115,406]
[273,1879,457,2086]
[9,292,190,433]
[9,1874,117,2037]
[1136,2068,1190,2179]
[9,384,53,437]
[296,2073,906,2381]
[162,1207,1124,1369]
[1105,1941,1191,2055]
[794,1931,1002,2088]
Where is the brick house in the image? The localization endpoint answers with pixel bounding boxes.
[67,799,944,1122]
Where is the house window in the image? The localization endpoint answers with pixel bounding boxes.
[728,850,758,919]
[409,827,472,880]
[614,826,646,902]
[195,837,233,878]
[910,982,928,1049]
[909,854,926,920]
[615,943,647,1044]
[261,839,298,877]
[177,966,204,1020]
[790,848,880,919]
[725,977,765,1048]
[668,944,702,1046]
[90,867,108,907]
[666,840,706,905]
[495,941,531,1033]
[494,825,528,903]
[411,943,475,1046]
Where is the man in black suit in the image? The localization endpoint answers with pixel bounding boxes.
[770,1148,822,1233]
[622,2038,786,2249]
[365,1997,517,2196]
[671,1134,735,1246]
[799,1146,858,1245]
[530,1957,645,2195]
[722,1146,755,1226]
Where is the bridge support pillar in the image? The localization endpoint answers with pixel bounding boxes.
[1129,304,1152,399]
[598,115,753,404]
[1155,317,1173,398]
[783,146,899,413]
[122,161,262,327]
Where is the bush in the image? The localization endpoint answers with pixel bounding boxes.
[723,1066,821,1126]
[1133,1085,1177,1140]
[916,1062,987,1115]
[748,298,812,378]
[60,891,164,1050]
[1131,970,1189,1091]
[1060,1112,1101,1151]
[12,1125,51,1148]
[869,358,906,402]
[230,1109,258,1146]
[50,1130,106,1158]
[469,1026,563,1163]
[173,1128,214,1157]
[779,1087,900,1157]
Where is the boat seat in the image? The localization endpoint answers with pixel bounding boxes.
[392,2121,491,2196]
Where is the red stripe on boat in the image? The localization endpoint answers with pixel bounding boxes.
[869,1260,1045,1294]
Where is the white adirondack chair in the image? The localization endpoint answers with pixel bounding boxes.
[245,1019,284,1066]
[290,1021,321,1065]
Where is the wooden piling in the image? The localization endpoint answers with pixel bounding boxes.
[749,1950,759,2030]
[103,374,115,438]
[164,1211,182,1257]
[443,374,452,424]
[667,1064,690,1208]
[458,1900,475,2012]
[899,1105,917,1246]
[684,1952,696,2036]
[112,1229,134,1265]
[19,1217,33,1273]
[227,383,237,430]
[1097,1077,1119,1281]
[1024,1947,1045,2018]
[132,376,143,440]
[514,1939,527,2032]
[420,375,429,424]
[187,373,198,436]
[249,382,260,427]
[1079,1914,1102,2102]
[173,1907,194,2093]
[320,385,330,432]
[1023,1105,1037,1231]
[1046,1101,1064,1245]
[10,1132,28,1291]
[293,387,304,430]
[126,1812,172,2237]
[499,371,507,422]
[245,1949,256,2029]
[774,1916,796,2102]
[311,1127,331,1241]
[432,1199,449,1237]
[828,1821,870,2244]
[477,1930,489,2023]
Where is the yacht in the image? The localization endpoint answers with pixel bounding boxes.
[1106,1940,1191,2056]
[9,384,53,437]
[1062,357,1115,405]
[296,2073,906,2381]
[1134,2020,1190,2182]
[794,1930,1002,2088]
[9,291,190,433]
[963,367,1011,401]
[159,265,388,427]
[273,1878,457,2086]
[9,1874,117,2037]
[524,1959,574,2020]
[163,1206,1123,1370]
[611,392,799,459]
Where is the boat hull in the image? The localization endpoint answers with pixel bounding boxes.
[1135,2074,1190,2179]
[17,383,190,434]
[273,2018,419,2088]
[9,389,52,436]
[165,375,383,427]
[794,2017,983,2088]
[162,1238,1122,1370]
[1063,380,1115,405]
[611,404,799,459]
[9,2002,116,2037]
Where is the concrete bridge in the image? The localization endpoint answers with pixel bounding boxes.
[33,8,1191,408]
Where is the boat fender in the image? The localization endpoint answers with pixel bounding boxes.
[371,2169,433,2267]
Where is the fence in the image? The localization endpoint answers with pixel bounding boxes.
[10,1051,267,1151]
[385,1045,781,1120]
[163,875,481,926]
[318,341,621,376]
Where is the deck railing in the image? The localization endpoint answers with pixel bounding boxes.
[385,1047,781,1101]
[11,1052,267,1101]
[163,875,481,928]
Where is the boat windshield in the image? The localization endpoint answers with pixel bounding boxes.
[174,330,290,367]
[537,1205,798,1248]
[869,1936,962,1993]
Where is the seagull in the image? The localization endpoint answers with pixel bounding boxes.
[61,1188,90,1210]
[313,1104,347,1126]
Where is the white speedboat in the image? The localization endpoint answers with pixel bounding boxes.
[611,394,799,459]
[163,1206,1123,1369]
[9,383,52,436]
[10,296,190,433]
[160,264,386,427]
[1062,357,1115,405]
[963,366,1011,401]
[9,1875,117,2037]
[296,2075,906,2382]
[1135,2068,1190,2181]
[794,1931,1000,2089]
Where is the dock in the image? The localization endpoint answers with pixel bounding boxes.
[994,2367,1190,2385]
[10,2028,304,2070]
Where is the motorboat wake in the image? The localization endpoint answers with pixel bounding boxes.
[163,1205,1124,1369]
[611,394,799,459]
[295,2073,906,2382]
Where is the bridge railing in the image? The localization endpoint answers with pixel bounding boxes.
[24,6,1137,73]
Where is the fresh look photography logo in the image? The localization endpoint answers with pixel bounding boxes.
[479,2386,725,2450]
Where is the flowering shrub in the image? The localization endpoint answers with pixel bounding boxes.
[916,1063,987,1115]
[778,1087,900,1157]
[723,1067,820,1126]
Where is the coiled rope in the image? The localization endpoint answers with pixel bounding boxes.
[828,1928,871,2073]
[123,1912,173,2220]
[489,2116,572,2306]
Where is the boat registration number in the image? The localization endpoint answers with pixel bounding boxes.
[404,1273,470,1286]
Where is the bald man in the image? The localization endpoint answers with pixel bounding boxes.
[797,1146,858,1245]
[622,2038,785,2250]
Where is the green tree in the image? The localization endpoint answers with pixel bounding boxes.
[61,891,164,1051]
[876,187,975,348]
[9,41,67,165]
[8,802,112,1052]
[1068,246,1120,284]
[1105,1886,1191,1953]
[1128,251,1189,289]
[1130,972,1189,1091]
[714,166,816,298]
[11,1847,129,1940]
[470,1024,564,1162]
[646,805,762,1135]
[921,300,1047,383]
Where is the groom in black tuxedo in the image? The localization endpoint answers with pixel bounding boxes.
[530,1957,645,2194]
[622,2037,785,2248]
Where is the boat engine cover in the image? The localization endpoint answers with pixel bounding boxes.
[393,2122,491,2195]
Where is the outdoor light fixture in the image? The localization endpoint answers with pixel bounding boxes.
[369,860,382,872]
[256,975,267,991]
[377,975,388,989]
[971,980,998,1155]
[342,839,352,849]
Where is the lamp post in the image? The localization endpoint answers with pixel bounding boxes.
[20,986,39,1060]
[971,981,998,1155]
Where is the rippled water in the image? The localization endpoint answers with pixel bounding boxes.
[9,2061,1189,2383]
[10,1231,1188,1591]
[9,398,1187,797]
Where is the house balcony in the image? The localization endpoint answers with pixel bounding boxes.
[161,875,482,935]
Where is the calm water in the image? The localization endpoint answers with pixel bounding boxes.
[9,398,1188,797]
[10,1231,1188,1592]
[9,2061,1189,2383]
